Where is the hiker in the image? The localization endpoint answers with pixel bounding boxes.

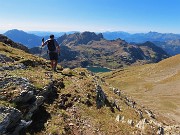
[42,34,60,72]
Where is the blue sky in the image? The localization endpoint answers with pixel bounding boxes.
[0,0,180,33]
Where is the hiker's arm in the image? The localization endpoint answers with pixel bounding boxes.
[57,45,60,54]
[42,40,47,47]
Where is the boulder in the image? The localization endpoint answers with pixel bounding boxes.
[96,85,107,109]
[0,106,22,134]
[157,126,164,135]
[145,109,155,119]
[135,118,148,132]
[127,119,134,126]
[0,54,14,63]
[115,115,125,122]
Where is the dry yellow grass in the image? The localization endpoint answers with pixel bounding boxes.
[100,55,180,124]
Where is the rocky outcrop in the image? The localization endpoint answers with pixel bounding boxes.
[138,41,169,62]
[0,75,64,134]
[32,32,170,69]
[96,85,107,109]
[0,34,29,52]
[57,32,103,46]
[0,63,27,72]
[0,107,22,134]
[0,54,14,63]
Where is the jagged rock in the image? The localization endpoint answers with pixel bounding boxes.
[112,100,121,111]
[112,88,121,96]
[96,85,107,109]
[35,96,45,106]
[0,63,26,71]
[145,109,155,119]
[12,120,32,135]
[39,81,54,98]
[0,76,37,104]
[135,109,143,119]
[124,96,136,108]
[135,118,148,132]
[0,54,14,63]
[127,119,134,126]
[0,106,22,134]
[57,32,103,46]
[14,89,34,103]
[13,81,36,103]
[157,126,164,135]
[25,96,45,120]
[0,76,29,89]
[115,115,125,122]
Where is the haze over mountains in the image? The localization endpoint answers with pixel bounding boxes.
[4,29,42,48]
[4,29,180,57]
[103,31,180,43]
[4,29,78,48]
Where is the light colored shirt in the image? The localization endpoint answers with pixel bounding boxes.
[43,39,60,53]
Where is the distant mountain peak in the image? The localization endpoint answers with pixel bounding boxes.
[4,29,42,48]
[57,31,104,46]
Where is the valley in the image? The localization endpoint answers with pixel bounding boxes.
[0,31,180,134]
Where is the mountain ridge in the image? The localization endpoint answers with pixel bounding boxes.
[4,29,43,48]
[0,34,29,52]
[4,29,180,57]
[0,41,179,134]
[56,32,169,69]
[30,32,169,69]
[103,31,180,43]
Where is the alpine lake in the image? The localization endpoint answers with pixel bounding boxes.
[86,66,111,73]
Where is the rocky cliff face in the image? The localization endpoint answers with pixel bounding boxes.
[57,31,103,46]
[31,32,169,69]
[153,39,180,56]
[0,39,179,135]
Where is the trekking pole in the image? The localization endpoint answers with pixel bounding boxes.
[40,46,42,56]
[40,38,44,56]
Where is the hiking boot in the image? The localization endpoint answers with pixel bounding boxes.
[54,68,58,72]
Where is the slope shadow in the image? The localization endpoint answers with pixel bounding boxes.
[25,106,51,134]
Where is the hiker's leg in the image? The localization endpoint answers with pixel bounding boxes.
[54,60,58,69]
[50,60,54,69]
[53,60,58,72]
[53,52,58,71]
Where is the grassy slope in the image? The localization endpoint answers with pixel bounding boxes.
[0,42,143,134]
[100,55,180,124]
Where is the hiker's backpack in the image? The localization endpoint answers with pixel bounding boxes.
[47,39,56,52]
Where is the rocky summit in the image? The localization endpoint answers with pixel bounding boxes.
[0,38,179,135]
[31,32,169,69]
[57,31,103,46]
